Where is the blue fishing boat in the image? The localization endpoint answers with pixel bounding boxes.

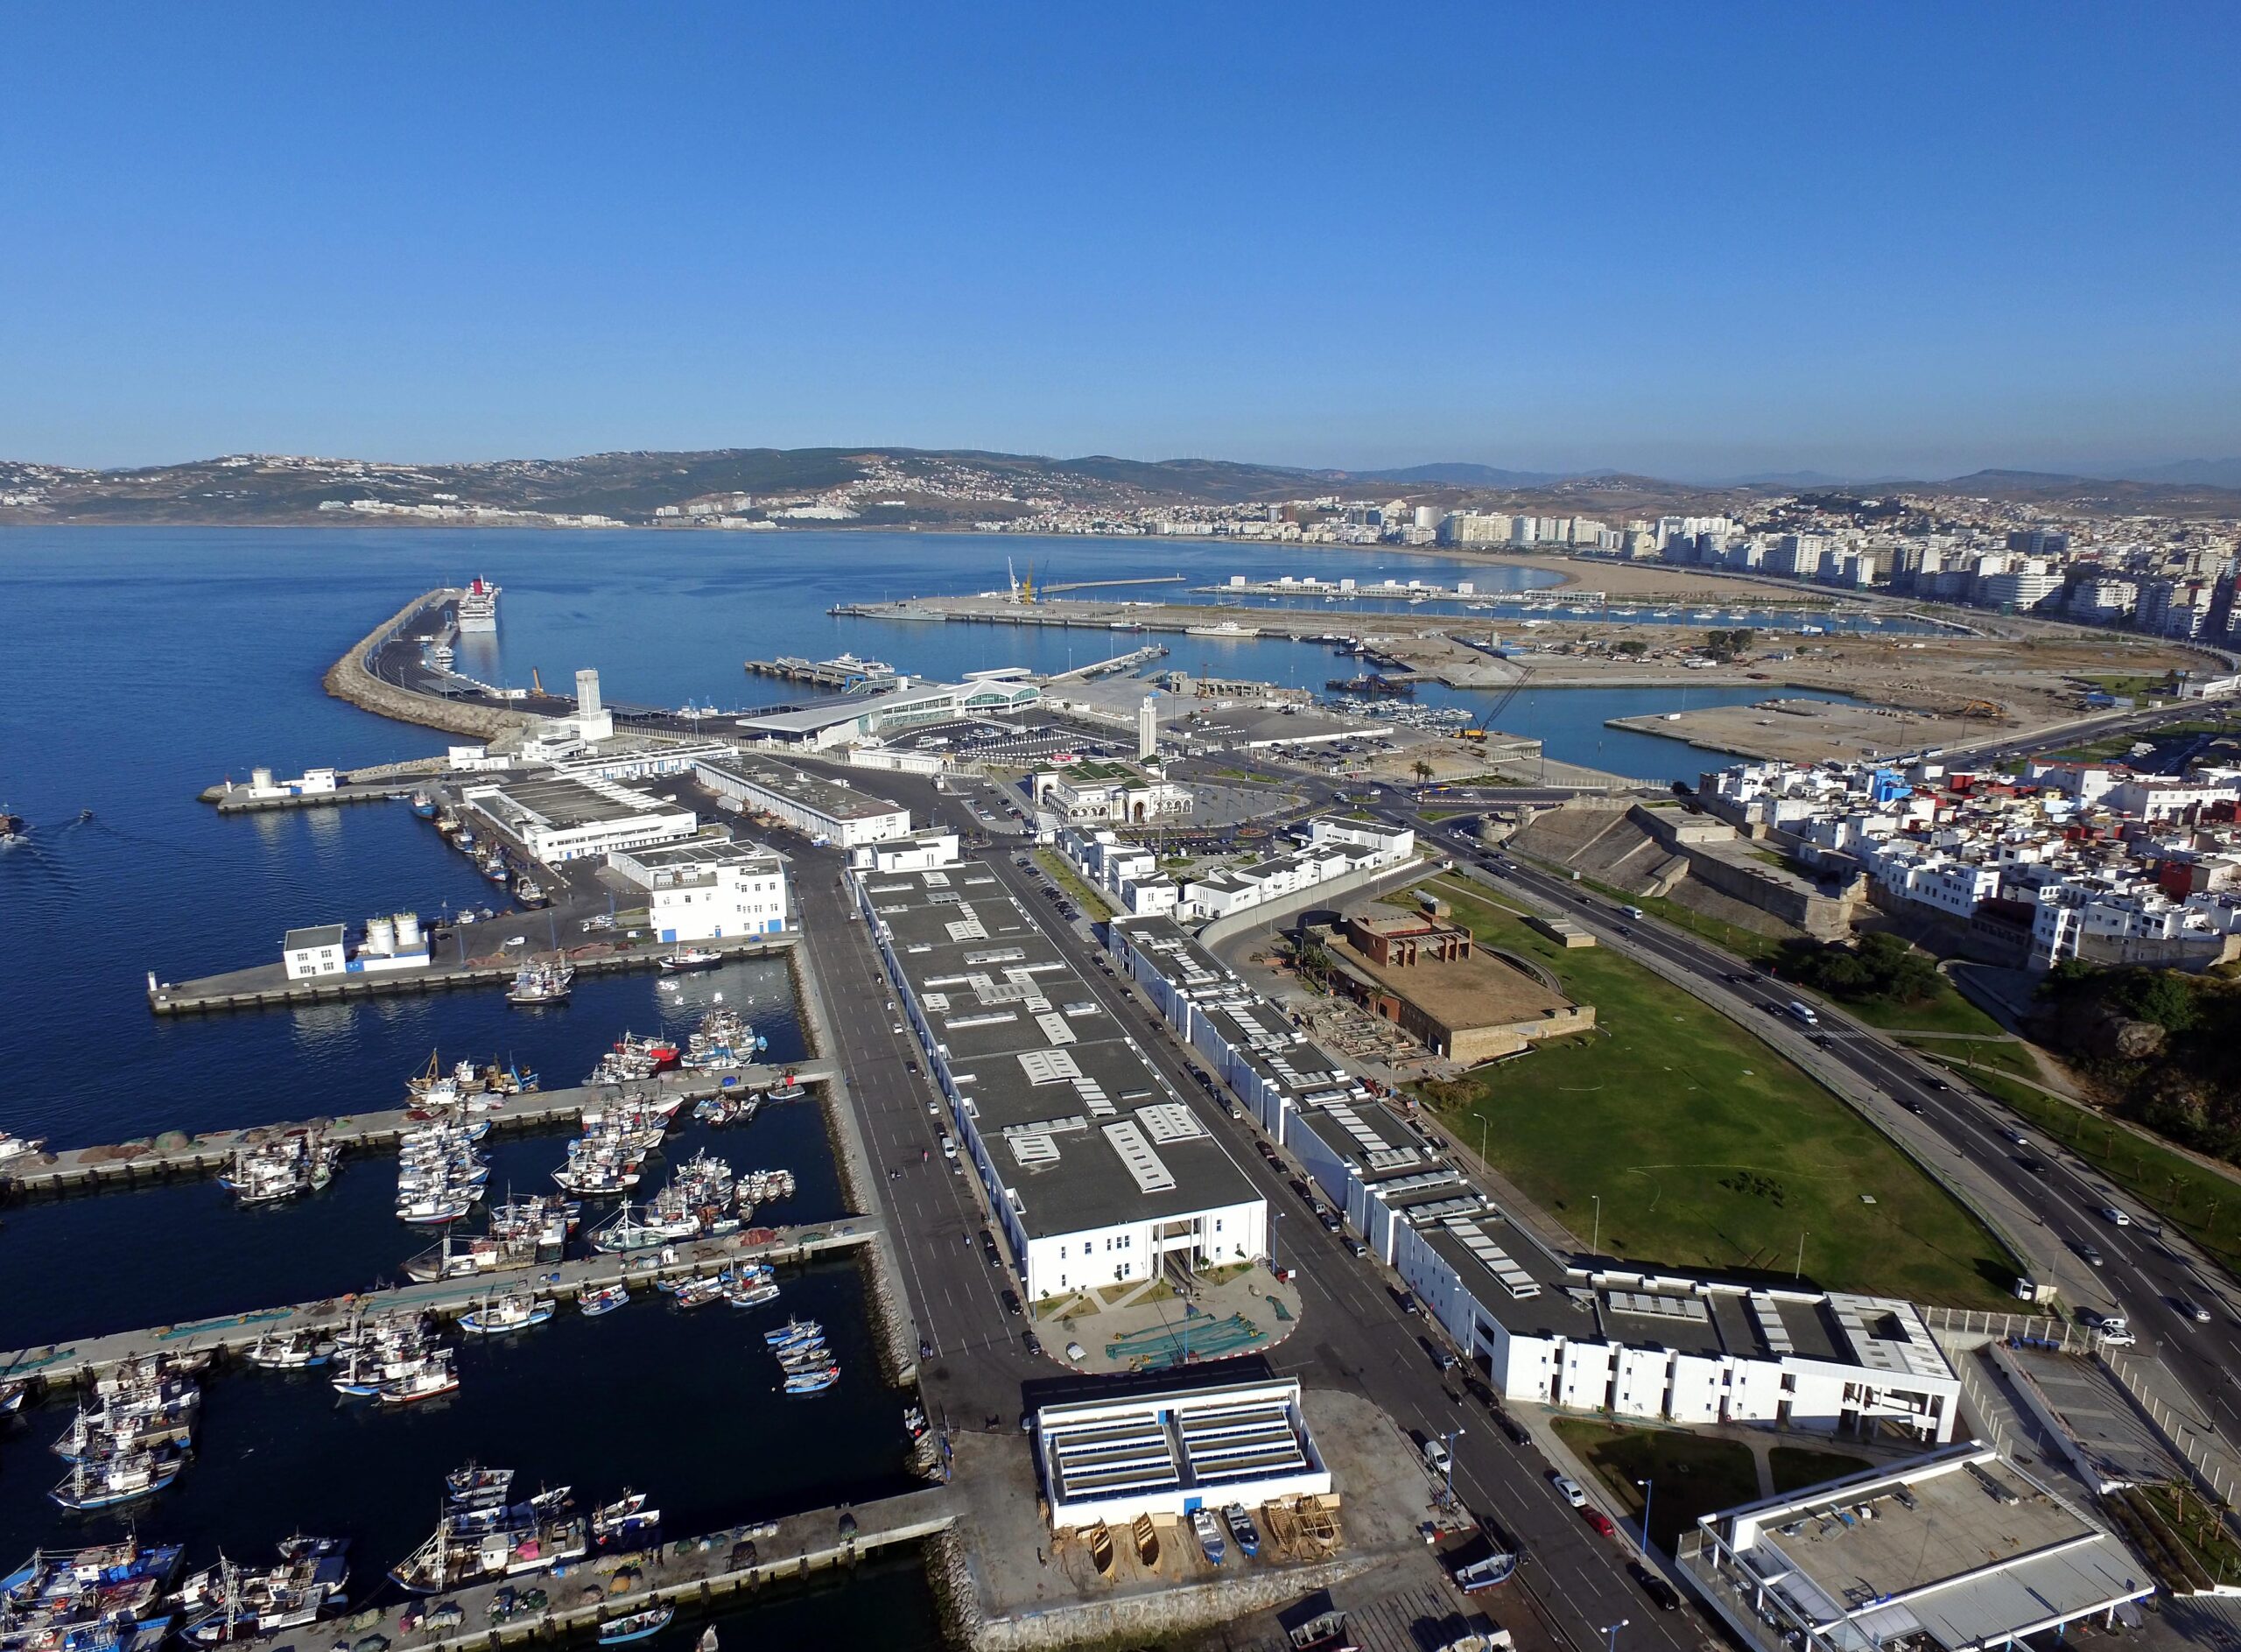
[594,1605,674,1644]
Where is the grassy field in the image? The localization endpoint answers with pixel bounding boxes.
[1966,1071,2241,1270]
[1767,1446,1874,1494]
[1421,879,2021,1307]
[1835,984,2006,1037]
[1907,1037,2039,1079]
[1032,849,1115,923]
[1551,1421,1760,1550]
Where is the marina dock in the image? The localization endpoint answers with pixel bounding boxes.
[0,1213,878,1384]
[149,932,798,1016]
[0,1061,835,1197]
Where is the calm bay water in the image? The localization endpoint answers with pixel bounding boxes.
[0,524,1810,1640]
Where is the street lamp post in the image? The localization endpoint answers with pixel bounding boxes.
[1599,1620,1629,1652]
[1795,1229,1810,1281]
[1591,1194,1603,1257]
[1636,1477,1654,1556]
[1442,1426,1465,1508]
[1479,1115,1489,1163]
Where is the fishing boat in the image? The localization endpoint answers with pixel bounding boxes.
[763,1074,805,1103]
[0,1128,49,1162]
[395,1192,476,1225]
[1450,1545,1519,1592]
[578,1282,630,1318]
[510,875,548,908]
[590,1199,699,1255]
[178,1541,351,1643]
[667,1276,726,1310]
[763,1318,823,1346]
[458,1292,555,1336]
[782,1367,839,1395]
[506,958,573,1007]
[377,1351,460,1405]
[723,1276,780,1309]
[51,1408,193,1465]
[446,1465,516,1509]
[657,946,722,973]
[50,1450,186,1510]
[1223,1504,1261,1557]
[594,1606,674,1644]
[588,1491,661,1549]
[1,1380,26,1415]
[410,791,438,819]
[1190,1508,1226,1565]
[390,1486,585,1593]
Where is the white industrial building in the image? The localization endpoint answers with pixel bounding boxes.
[733,669,1042,751]
[282,924,348,980]
[695,756,913,848]
[608,839,790,942]
[1107,915,1961,1444]
[1680,1444,2154,1652]
[461,772,699,863]
[281,912,432,979]
[852,840,1266,1304]
[1035,1377,1333,1530]
[1060,815,1415,924]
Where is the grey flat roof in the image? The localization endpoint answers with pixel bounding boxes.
[868,868,1261,1239]
[284,924,346,949]
[627,838,778,869]
[701,756,905,823]
[476,773,668,830]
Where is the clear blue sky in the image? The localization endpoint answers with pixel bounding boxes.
[4,3,2236,479]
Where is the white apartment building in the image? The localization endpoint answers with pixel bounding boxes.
[608,838,790,942]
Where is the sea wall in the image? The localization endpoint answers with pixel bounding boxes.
[322,587,534,741]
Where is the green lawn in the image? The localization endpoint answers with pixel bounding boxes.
[1552,1421,1762,1550]
[1965,1072,2241,1270]
[1767,1447,1874,1494]
[1032,849,1115,923]
[1907,1037,2038,1079]
[1422,879,2021,1307]
[1833,982,2005,1037]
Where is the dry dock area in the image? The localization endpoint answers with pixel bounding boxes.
[149,932,797,1016]
[0,1061,834,1197]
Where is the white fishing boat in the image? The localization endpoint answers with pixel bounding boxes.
[50,1450,185,1510]
[578,1282,630,1318]
[667,1275,726,1310]
[506,958,574,1007]
[376,1350,460,1405]
[588,1490,661,1549]
[458,1292,555,1336]
[658,946,723,973]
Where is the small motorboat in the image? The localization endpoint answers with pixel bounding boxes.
[446,1464,516,1508]
[1223,1503,1261,1557]
[578,1282,631,1318]
[1190,1507,1226,1566]
[594,1605,674,1644]
[458,1294,555,1336]
[668,1276,726,1311]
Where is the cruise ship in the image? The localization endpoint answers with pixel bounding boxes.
[456,578,500,632]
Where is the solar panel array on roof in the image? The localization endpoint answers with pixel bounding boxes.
[1019,1050,1084,1086]
[1319,1100,1391,1155]
[1135,1103,1207,1145]
[1442,1217,1542,1300]
[1177,1399,1310,1488]
[1606,1290,1710,1324]
[1104,1121,1177,1193]
[1047,1417,1179,1506]
[1747,1292,1795,1355]
[1365,1146,1424,1171]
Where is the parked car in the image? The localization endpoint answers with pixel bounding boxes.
[1584,1509,1618,1539]
[1553,1474,1588,1508]
[1000,1288,1022,1317]
[1394,1289,1421,1316]
[1022,1330,1043,1355]
[1630,1562,1681,1610]
[1421,1437,1452,1476]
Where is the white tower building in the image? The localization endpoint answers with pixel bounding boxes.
[1137,692,1159,761]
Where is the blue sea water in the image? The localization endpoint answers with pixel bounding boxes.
[0,524,1825,1638]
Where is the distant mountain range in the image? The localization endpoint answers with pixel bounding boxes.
[0,445,2232,527]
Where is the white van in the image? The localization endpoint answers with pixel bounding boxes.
[1788,1000,1820,1027]
[1623,904,1645,921]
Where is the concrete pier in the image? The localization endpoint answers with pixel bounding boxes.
[0,1214,878,1383]
[0,1061,835,1198]
[148,933,797,1017]
[200,777,422,814]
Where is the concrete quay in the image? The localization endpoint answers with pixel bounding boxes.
[0,1214,878,1385]
[0,1061,834,1198]
[147,932,797,1016]
[199,777,423,813]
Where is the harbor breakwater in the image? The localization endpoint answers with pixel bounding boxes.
[324,586,532,740]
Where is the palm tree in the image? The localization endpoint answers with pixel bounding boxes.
[1411,759,1435,784]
